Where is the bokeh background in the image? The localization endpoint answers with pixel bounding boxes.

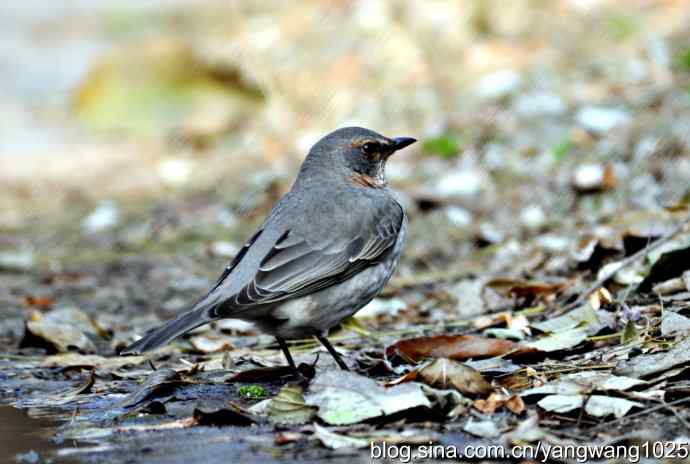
[1,0,690,299]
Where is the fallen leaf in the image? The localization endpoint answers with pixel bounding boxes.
[466,357,522,375]
[505,395,526,414]
[417,358,492,395]
[385,334,528,364]
[313,423,369,449]
[537,394,641,418]
[41,353,146,371]
[660,311,690,337]
[192,404,256,426]
[597,260,644,286]
[615,337,690,378]
[638,244,690,293]
[419,385,470,418]
[588,287,612,310]
[473,392,504,414]
[267,385,317,425]
[522,371,645,396]
[473,392,525,415]
[526,328,588,352]
[652,276,688,295]
[620,319,639,344]
[483,328,525,340]
[226,366,299,383]
[22,307,99,353]
[14,369,97,409]
[390,358,492,395]
[305,370,430,425]
[531,304,602,334]
[463,419,500,438]
[119,368,187,409]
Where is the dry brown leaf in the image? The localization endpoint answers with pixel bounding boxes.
[473,392,525,415]
[385,334,533,364]
[23,295,55,310]
[505,395,526,414]
[588,287,612,310]
[418,358,492,395]
[388,358,492,395]
[473,392,504,414]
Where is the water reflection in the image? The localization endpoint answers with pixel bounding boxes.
[0,405,59,463]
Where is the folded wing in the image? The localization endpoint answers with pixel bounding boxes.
[225,200,404,310]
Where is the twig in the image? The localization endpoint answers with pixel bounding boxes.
[576,392,593,429]
[657,398,690,432]
[562,214,690,312]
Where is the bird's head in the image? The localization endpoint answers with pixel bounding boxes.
[300,127,416,188]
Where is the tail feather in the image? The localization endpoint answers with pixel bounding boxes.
[121,305,214,355]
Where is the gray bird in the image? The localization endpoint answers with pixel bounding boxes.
[122,127,416,371]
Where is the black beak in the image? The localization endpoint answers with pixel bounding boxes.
[392,137,417,151]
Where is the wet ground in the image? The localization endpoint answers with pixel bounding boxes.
[0,406,65,464]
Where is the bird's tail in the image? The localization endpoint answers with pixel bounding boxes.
[120,303,216,355]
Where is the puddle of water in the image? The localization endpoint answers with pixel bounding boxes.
[0,405,62,463]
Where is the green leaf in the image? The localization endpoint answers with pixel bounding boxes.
[527,328,588,352]
[551,137,572,161]
[678,48,690,71]
[238,384,268,399]
[620,320,638,345]
[423,134,462,159]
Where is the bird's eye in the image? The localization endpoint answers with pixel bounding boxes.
[361,142,379,156]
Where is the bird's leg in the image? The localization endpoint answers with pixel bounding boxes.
[315,335,349,371]
[276,336,298,373]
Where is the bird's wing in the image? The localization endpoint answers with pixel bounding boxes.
[220,199,404,311]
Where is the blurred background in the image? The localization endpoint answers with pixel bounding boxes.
[1,0,689,302]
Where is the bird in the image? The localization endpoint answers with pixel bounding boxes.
[121,127,416,371]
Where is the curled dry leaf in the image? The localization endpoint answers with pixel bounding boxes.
[390,358,492,395]
[226,365,299,383]
[119,368,187,409]
[22,307,99,353]
[505,395,526,414]
[192,404,256,426]
[473,392,525,415]
[267,384,317,425]
[588,287,612,310]
[385,334,531,364]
